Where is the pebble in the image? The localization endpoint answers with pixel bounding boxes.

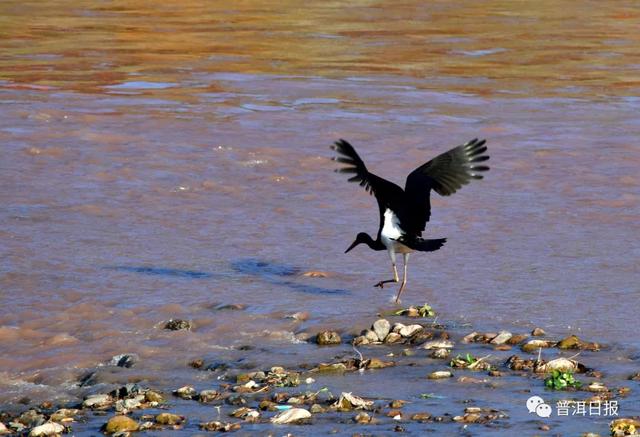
[198,390,220,402]
[110,354,139,368]
[521,339,552,353]
[390,400,407,409]
[532,327,546,336]
[144,390,164,403]
[428,370,453,379]
[364,330,379,342]
[354,412,372,424]
[536,357,579,373]
[174,386,196,400]
[199,421,241,432]
[430,348,450,359]
[392,323,406,333]
[366,358,395,369]
[352,335,368,346]
[83,394,112,409]
[411,412,431,421]
[155,413,184,425]
[489,331,512,345]
[50,409,77,423]
[373,319,391,341]
[18,410,45,428]
[103,415,139,434]
[310,404,325,414]
[316,330,341,345]
[384,332,403,343]
[399,324,423,338]
[270,408,311,424]
[164,319,192,331]
[588,382,608,392]
[28,423,64,437]
[422,340,454,350]
[507,334,529,345]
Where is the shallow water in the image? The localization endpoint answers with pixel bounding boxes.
[1,0,640,434]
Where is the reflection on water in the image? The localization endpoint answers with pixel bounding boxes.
[1,0,640,433]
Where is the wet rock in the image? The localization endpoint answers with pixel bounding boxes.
[506,354,538,371]
[364,330,379,343]
[259,400,278,411]
[83,394,112,409]
[354,412,372,424]
[462,332,482,343]
[164,319,192,331]
[521,339,553,353]
[231,407,259,421]
[270,408,311,424]
[373,319,391,341]
[539,424,551,431]
[454,413,482,423]
[489,370,504,377]
[334,393,374,411]
[49,409,77,423]
[266,367,300,387]
[18,410,45,428]
[215,303,246,311]
[103,415,139,434]
[610,418,640,436]
[110,354,139,368]
[507,334,529,345]
[490,331,512,345]
[366,358,395,369]
[411,412,431,422]
[390,400,407,409]
[316,331,341,345]
[115,397,143,412]
[302,271,328,278]
[493,344,512,351]
[387,409,402,419]
[314,362,348,373]
[189,358,204,369]
[384,332,403,343]
[199,421,241,432]
[352,335,369,346]
[399,324,423,338]
[428,370,453,379]
[628,372,640,381]
[155,413,184,425]
[173,385,196,400]
[198,389,220,403]
[144,390,164,403]
[392,323,406,333]
[226,394,247,406]
[28,422,64,437]
[535,357,580,373]
[532,327,546,336]
[410,331,434,344]
[587,382,608,392]
[309,404,325,414]
[557,335,600,351]
[110,383,144,400]
[422,340,454,350]
[430,348,450,359]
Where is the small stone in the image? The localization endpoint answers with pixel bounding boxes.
[628,372,640,381]
[189,359,204,369]
[430,348,450,359]
[145,390,164,403]
[392,323,406,333]
[399,324,423,338]
[354,412,371,424]
[83,394,112,409]
[364,330,379,343]
[174,385,196,400]
[366,358,395,369]
[155,413,184,425]
[536,357,579,373]
[49,409,78,423]
[110,354,139,368]
[532,327,546,336]
[305,377,315,384]
[611,418,640,437]
[464,407,482,413]
[588,382,608,392]
[428,370,453,379]
[334,392,374,411]
[521,339,552,353]
[411,412,431,421]
[493,344,512,351]
[115,398,142,412]
[28,422,65,437]
[103,415,139,434]
[557,335,600,351]
[373,319,391,341]
[259,400,278,411]
[309,404,325,414]
[539,424,551,431]
[387,409,402,419]
[164,319,192,331]
[301,271,328,278]
[489,370,504,377]
[384,332,403,343]
[404,307,420,317]
[270,408,311,424]
[390,400,407,409]
[199,421,241,432]
[199,390,220,402]
[316,331,341,345]
[489,331,512,345]
[422,340,454,350]
[215,303,246,311]
[507,334,529,345]
[315,362,347,372]
[352,336,369,346]
[18,410,45,428]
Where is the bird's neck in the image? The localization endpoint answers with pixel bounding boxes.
[365,235,385,251]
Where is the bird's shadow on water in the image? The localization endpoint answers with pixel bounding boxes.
[231,258,350,295]
[105,265,214,279]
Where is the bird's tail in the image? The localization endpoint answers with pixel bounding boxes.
[402,237,447,252]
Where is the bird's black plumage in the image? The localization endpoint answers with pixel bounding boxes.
[332,137,489,302]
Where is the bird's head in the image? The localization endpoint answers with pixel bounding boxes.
[345,232,374,253]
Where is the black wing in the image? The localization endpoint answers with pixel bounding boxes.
[331,139,405,237]
[403,138,489,233]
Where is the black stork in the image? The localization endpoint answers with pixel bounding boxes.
[332,138,489,303]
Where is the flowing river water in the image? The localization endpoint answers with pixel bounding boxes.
[1,1,639,435]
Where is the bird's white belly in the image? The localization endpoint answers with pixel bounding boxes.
[381,209,413,254]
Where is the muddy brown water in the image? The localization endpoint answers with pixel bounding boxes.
[1,0,639,435]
